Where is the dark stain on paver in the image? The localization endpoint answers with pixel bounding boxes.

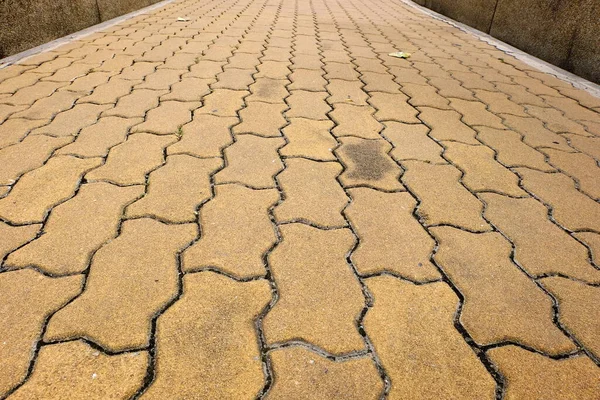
[344,140,394,181]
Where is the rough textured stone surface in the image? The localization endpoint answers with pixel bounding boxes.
[264,224,365,355]
[331,104,381,139]
[418,107,479,144]
[543,149,600,200]
[183,184,279,278]
[365,276,496,399]
[167,114,236,158]
[266,347,383,399]
[45,219,196,351]
[384,122,445,164]
[6,183,143,275]
[140,272,271,399]
[280,118,336,161]
[0,270,83,397]
[234,102,287,137]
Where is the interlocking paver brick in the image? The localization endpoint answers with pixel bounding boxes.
[136,69,181,90]
[326,80,368,106]
[574,232,600,264]
[0,72,48,94]
[60,71,113,93]
[449,98,505,129]
[186,60,224,78]
[432,227,576,354]
[213,69,255,90]
[0,135,72,185]
[365,276,496,399]
[401,161,489,231]
[0,270,82,397]
[183,184,278,277]
[79,77,139,104]
[6,182,142,275]
[8,341,148,400]
[167,114,235,158]
[86,133,176,185]
[266,347,383,399]
[264,224,365,354]
[502,114,572,151]
[542,149,600,199]
[541,277,600,359]
[361,72,399,94]
[286,90,331,119]
[274,159,347,228]
[31,103,111,137]
[280,118,336,161]
[542,95,600,121]
[12,91,79,120]
[473,89,527,116]
[0,118,47,148]
[161,77,212,102]
[215,135,284,188]
[291,55,322,70]
[119,62,160,80]
[418,107,479,144]
[132,100,199,135]
[289,69,326,91]
[527,105,589,136]
[346,188,439,280]
[0,156,102,224]
[335,137,403,190]
[4,81,67,105]
[482,193,600,283]
[45,218,196,351]
[369,91,419,123]
[516,168,600,231]
[383,122,445,164]
[103,88,165,118]
[323,62,359,80]
[402,83,451,109]
[487,346,600,400]
[198,89,247,117]
[257,61,291,80]
[563,134,600,159]
[428,77,477,101]
[247,78,289,104]
[139,272,270,399]
[0,221,39,261]
[443,142,526,196]
[331,104,381,139]
[233,102,287,137]
[476,126,554,171]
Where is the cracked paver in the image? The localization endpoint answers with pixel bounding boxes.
[1,0,599,397]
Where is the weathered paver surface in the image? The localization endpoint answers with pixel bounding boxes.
[0,0,599,398]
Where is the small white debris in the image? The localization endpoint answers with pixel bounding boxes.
[91,373,98,379]
[177,17,190,22]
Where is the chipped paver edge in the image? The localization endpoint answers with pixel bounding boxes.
[0,0,178,69]
[399,0,600,98]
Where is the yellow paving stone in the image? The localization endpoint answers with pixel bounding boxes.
[473,89,527,116]
[418,107,480,144]
[198,89,248,117]
[31,103,111,137]
[119,61,160,80]
[247,78,289,104]
[132,100,200,135]
[56,116,142,158]
[512,75,562,97]
[526,105,590,136]
[542,95,600,122]
[140,272,271,400]
[45,218,196,351]
[335,137,403,191]
[103,88,166,118]
[286,90,331,120]
[443,142,526,196]
[493,82,547,107]
[449,98,505,129]
[542,149,600,199]
[12,91,79,120]
[0,104,26,121]
[516,168,600,232]
[476,127,554,171]
[346,188,440,280]
[213,68,256,90]
[0,72,48,94]
[60,71,113,93]
[264,224,365,354]
[0,135,72,185]
[4,81,68,105]
[0,156,102,224]
[167,114,236,157]
[274,159,347,228]
[563,134,600,159]
[8,341,148,400]
[501,114,573,151]
[226,53,261,70]
[482,193,600,283]
[280,118,336,161]
[326,79,368,105]
[361,72,399,94]
[136,69,181,91]
[0,221,40,262]
[487,346,600,400]
[86,133,176,185]
[95,54,136,73]
[573,232,600,264]
[160,77,212,102]
[289,69,326,91]
[383,122,445,164]
[402,83,451,109]
[428,76,477,101]
[233,102,287,137]
[331,104,381,139]
[6,182,143,275]
[369,91,419,123]
[78,77,139,104]
[0,271,83,397]
[183,184,278,277]
[215,135,284,188]
[432,227,576,354]
[401,161,489,231]
[323,62,359,80]
[364,276,496,399]
[541,277,600,359]
[0,118,49,148]
[256,61,291,80]
[185,60,224,79]
[266,347,383,400]
[127,155,221,223]
[451,71,496,91]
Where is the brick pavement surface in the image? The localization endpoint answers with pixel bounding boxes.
[0,0,599,398]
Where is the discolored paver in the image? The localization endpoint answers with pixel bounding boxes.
[266,347,383,399]
[263,224,365,354]
[365,276,496,399]
[1,0,600,396]
[183,184,279,278]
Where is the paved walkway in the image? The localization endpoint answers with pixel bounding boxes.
[1,0,600,398]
